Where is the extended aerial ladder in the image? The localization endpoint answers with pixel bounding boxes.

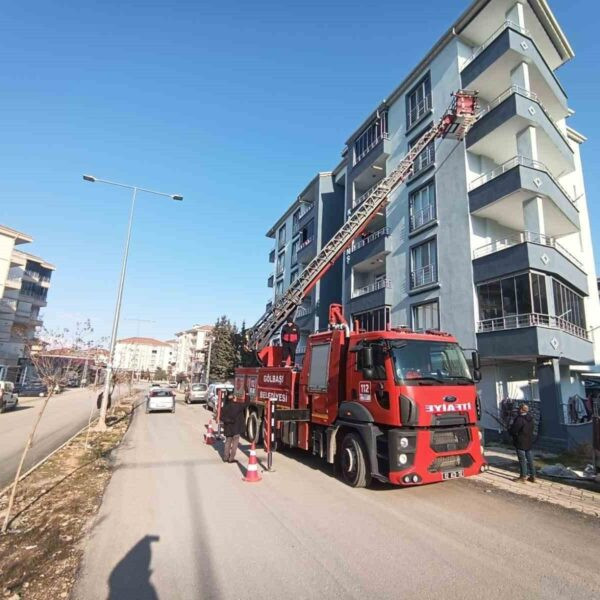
[249,91,479,354]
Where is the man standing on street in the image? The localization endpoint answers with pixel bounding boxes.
[510,404,536,483]
[280,318,299,367]
[220,391,245,463]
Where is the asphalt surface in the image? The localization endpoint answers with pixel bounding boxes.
[74,396,600,600]
[0,385,129,490]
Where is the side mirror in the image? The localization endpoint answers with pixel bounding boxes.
[471,351,482,383]
[360,346,374,370]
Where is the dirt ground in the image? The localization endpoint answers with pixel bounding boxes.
[0,397,138,599]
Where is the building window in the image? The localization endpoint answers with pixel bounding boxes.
[278,224,287,248]
[275,279,284,297]
[477,272,548,321]
[406,74,432,129]
[276,252,285,276]
[352,307,390,332]
[292,209,301,236]
[354,111,389,164]
[412,300,439,331]
[291,240,298,265]
[409,180,436,231]
[409,131,435,177]
[290,269,298,284]
[300,219,314,249]
[410,238,437,289]
[553,279,586,329]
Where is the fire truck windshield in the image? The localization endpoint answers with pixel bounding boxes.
[389,340,472,385]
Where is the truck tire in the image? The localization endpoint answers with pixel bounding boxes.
[339,432,371,488]
[246,411,262,444]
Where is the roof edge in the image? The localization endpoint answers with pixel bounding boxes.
[566,126,586,144]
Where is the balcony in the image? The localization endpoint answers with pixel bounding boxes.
[4,277,21,290]
[410,265,437,290]
[353,111,390,166]
[347,227,391,268]
[461,21,568,121]
[269,249,275,263]
[468,156,579,236]
[467,86,574,177]
[472,232,587,294]
[352,278,391,299]
[0,298,17,314]
[477,313,593,365]
[296,236,316,264]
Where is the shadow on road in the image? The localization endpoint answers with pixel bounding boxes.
[108,535,160,600]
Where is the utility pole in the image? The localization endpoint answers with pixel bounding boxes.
[205,338,212,384]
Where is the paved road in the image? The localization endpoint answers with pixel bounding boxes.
[0,385,133,490]
[74,397,600,600]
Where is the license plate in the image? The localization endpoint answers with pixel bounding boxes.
[442,469,464,480]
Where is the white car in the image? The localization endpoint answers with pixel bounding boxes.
[206,383,234,412]
[0,381,19,413]
[146,388,176,414]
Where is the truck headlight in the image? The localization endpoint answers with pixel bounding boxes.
[399,437,409,449]
[398,453,408,465]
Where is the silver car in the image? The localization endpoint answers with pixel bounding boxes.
[0,381,19,413]
[146,388,176,414]
[206,383,234,412]
[185,383,208,404]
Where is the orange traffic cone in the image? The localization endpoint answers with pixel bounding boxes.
[243,442,262,483]
[203,419,215,445]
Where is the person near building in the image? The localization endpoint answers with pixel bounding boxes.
[280,318,300,367]
[220,391,245,463]
[510,404,536,483]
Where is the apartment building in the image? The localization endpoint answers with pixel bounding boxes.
[174,324,213,381]
[263,0,600,450]
[0,225,55,382]
[265,172,345,357]
[113,337,174,376]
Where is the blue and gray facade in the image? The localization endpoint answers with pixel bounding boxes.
[265,0,600,449]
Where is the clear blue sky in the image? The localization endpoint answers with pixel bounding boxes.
[2,0,599,343]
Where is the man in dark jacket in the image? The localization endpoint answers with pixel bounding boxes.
[220,391,246,463]
[280,318,300,367]
[510,404,536,482]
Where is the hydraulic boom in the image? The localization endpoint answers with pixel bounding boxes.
[250,90,478,352]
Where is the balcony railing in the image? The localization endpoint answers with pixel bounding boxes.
[477,85,570,147]
[349,227,390,254]
[352,278,391,298]
[477,313,589,340]
[298,237,313,251]
[411,143,434,176]
[352,182,383,211]
[410,204,436,231]
[296,304,314,319]
[354,111,389,164]
[20,289,48,301]
[407,95,432,129]
[462,20,530,69]
[468,155,575,205]
[410,264,437,289]
[472,231,583,268]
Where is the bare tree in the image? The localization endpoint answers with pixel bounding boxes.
[2,321,99,533]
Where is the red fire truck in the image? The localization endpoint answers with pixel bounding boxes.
[236,305,487,487]
[236,91,487,487]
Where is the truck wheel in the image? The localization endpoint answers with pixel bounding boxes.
[339,433,371,488]
[246,411,262,444]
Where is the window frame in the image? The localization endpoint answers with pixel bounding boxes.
[409,178,436,232]
[410,237,438,290]
[412,299,440,332]
[406,73,432,130]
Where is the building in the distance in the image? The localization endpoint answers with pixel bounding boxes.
[0,225,55,382]
[174,325,213,382]
[113,337,174,377]
[262,0,600,450]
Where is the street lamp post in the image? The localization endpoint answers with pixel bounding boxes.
[83,175,183,430]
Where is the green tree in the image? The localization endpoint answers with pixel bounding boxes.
[154,367,167,381]
[235,321,256,367]
[210,316,237,381]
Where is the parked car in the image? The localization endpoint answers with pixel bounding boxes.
[0,381,19,412]
[146,388,176,414]
[184,383,208,404]
[168,381,177,389]
[206,383,234,412]
[15,381,48,397]
[150,382,161,388]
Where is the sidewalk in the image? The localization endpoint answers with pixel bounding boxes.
[474,447,600,518]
